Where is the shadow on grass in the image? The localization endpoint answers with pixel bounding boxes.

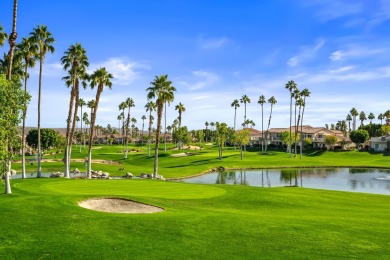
[305,150,325,157]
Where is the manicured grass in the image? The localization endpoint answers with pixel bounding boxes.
[11,144,390,178]
[1,179,389,259]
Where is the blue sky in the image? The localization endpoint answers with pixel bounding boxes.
[0,0,389,130]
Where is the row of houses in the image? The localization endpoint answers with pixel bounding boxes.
[245,125,390,151]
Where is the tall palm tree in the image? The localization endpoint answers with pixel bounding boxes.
[61,43,89,178]
[16,37,36,179]
[30,25,55,177]
[257,95,266,151]
[299,88,310,159]
[131,117,137,139]
[163,86,175,151]
[240,95,250,128]
[87,68,113,179]
[7,0,18,80]
[265,96,277,152]
[295,97,304,157]
[384,110,390,125]
[147,75,176,177]
[78,98,86,150]
[0,24,7,46]
[231,99,240,132]
[285,80,297,157]
[205,121,209,141]
[175,102,186,127]
[292,88,301,157]
[83,111,90,137]
[350,107,358,131]
[118,101,126,147]
[377,113,384,125]
[141,115,146,144]
[346,114,352,132]
[124,98,135,158]
[145,101,156,156]
[368,112,375,124]
[117,114,123,136]
[359,111,366,127]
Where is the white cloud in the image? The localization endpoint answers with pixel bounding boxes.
[367,0,390,27]
[301,0,363,22]
[330,46,384,61]
[178,70,219,91]
[287,39,325,67]
[31,62,64,77]
[89,57,150,86]
[199,36,230,49]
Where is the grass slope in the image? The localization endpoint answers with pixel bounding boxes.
[11,144,390,178]
[1,179,389,259]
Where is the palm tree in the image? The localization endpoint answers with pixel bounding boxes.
[299,88,310,159]
[141,115,146,144]
[231,99,240,132]
[257,95,266,152]
[145,101,156,156]
[175,102,186,127]
[0,24,7,46]
[378,113,384,125]
[78,98,86,150]
[285,80,297,157]
[147,75,176,178]
[384,110,390,125]
[6,0,18,80]
[131,117,137,138]
[61,43,89,178]
[205,121,209,141]
[292,88,301,157]
[163,86,175,151]
[117,113,123,137]
[240,95,251,127]
[118,101,126,148]
[346,114,352,132]
[350,107,358,131]
[124,98,135,158]
[265,96,277,152]
[30,25,55,177]
[295,97,304,157]
[16,37,36,179]
[83,111,90,137]
[87,68,113,179]
[359,111,366,127]
[368,112,375,124]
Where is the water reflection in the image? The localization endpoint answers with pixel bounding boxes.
[180,168,390,195]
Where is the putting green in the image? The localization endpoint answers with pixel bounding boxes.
[14,179,226,199]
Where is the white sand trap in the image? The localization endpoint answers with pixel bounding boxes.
[78,198,164,214]
[171,152,194,157]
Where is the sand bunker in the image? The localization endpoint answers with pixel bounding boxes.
[78,198,164,214]
[171,152,195,157]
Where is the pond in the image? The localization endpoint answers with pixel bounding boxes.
[180,168,390,195]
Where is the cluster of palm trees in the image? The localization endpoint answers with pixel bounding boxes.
[346,108,390,131]
[285,80,310,159]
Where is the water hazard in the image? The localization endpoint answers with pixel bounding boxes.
[180,168,390,195]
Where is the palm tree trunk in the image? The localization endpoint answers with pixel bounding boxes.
[87,88,102,179]
[289,95,292,158]
[69,86,80,175]
[125,107,130,159]
[295,107,301,158]
[7,0,18,80]
[265,105,273,152]
[153,101,163,178]
[64,87,75,178]
[261,105,264,152]
[80,106,83,153]
[164,102,167,152]
[300,100,306,159]
[294,102,297,157]
[37,58,43,177]
[142,120,144,145]
[21,62,28,179]
[148,112,152,156]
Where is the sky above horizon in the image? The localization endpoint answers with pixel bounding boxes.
[0,0,389,131]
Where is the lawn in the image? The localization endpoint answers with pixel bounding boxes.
[2,144,389,259]
[1,179,389,259]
